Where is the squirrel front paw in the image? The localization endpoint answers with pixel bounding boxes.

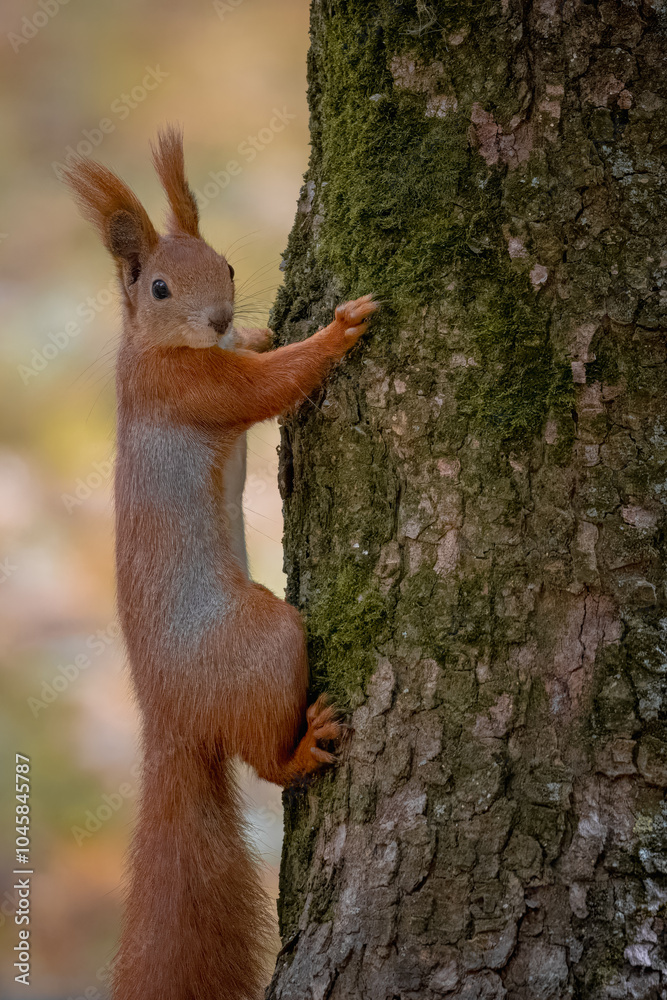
[234,325,273,353]
[334,295,379,344]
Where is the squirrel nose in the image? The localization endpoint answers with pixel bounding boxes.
[209,318,231,336]
[208,304,233,337]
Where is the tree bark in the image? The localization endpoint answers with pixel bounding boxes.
[267,2,667,997]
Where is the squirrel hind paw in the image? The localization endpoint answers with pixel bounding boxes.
[282,695,345,785]
[299,694,344,772]
[306,697,343,741]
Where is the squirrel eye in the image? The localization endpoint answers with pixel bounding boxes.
[151,279,171,300]
[228,264,235,280]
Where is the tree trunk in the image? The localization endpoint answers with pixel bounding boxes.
[267,2,667,997]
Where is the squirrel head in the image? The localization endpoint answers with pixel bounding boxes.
[63,126,235,350]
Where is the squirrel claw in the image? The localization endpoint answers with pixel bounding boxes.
[313,718,341,742]
[306,692,330,724]
[300,693,343,773]
[345,321,370,338]
[335,295,380,330]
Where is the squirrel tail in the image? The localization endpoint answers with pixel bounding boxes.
[112,740,272,1000]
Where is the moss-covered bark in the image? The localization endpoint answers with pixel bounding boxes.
[267,2,667,997]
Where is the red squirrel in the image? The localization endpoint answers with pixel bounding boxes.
[63,126,378,1000]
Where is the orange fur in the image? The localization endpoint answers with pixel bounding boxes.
[62,127,378,1000]
[151,125,201,238]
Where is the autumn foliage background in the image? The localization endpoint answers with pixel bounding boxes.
[0,2,310,995]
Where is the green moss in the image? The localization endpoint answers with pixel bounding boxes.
[274,4,575,449]
[294,6,573,449]
[276,788,320,937]
[277,767,351,939]
[305,562,391,706]
[456,275,574,445]
[319,97,470,306]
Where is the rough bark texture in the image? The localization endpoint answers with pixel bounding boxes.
[267,2,667,997]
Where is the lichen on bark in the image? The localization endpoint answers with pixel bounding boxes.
[267,2,667,997]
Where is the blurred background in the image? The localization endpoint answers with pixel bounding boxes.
[0,1,311,995]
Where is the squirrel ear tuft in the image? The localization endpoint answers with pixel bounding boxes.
[61,157,158,273]
[151,125,200,238]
